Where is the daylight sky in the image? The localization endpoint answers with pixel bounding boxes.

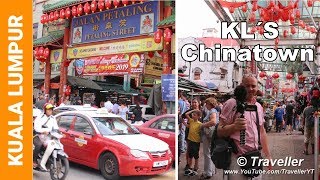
[176,0,219,38]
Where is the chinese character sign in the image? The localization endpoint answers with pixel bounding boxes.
[70,1,159,44]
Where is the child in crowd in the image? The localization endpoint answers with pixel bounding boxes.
[182,109,202,176]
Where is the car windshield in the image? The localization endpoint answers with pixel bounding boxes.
[92,117,140,135]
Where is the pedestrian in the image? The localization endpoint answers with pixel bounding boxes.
[118,100,129,122]
[199,97,219,179]
[274,103,284,132]
[178,91,188,154]
[132,103,143,124]
[104,98,113,113]
[73,94,81,105]
[182,109,202,176]
[34,94,46,110]
[181,98,201,173]
[112,100,119,114]
[302,103,315,155]
[285,100,295,135]
[218,75,271,179]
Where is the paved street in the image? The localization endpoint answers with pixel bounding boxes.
[178,129,314,180]
[33,162,175,180]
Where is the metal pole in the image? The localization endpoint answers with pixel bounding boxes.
[189,61,192,80]
[315,114,318,180]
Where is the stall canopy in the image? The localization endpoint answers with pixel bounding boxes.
[35,75,103,90]
[178,77,217,92]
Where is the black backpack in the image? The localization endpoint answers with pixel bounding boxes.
[210,123,238,169]
[307,108,315,129]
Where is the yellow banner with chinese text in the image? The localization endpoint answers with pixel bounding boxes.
[67,37,163,59]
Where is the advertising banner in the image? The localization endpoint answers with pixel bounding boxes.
[70,1,159,44]
[145,54,163,77]
[75,53,144,76]
[67,37,162,59]
[50,49,63,64]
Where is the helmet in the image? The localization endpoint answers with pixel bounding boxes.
[43,103,54,111]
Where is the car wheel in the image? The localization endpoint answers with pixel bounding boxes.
[99,152,120,180]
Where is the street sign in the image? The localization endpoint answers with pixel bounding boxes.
[161,74,175,101]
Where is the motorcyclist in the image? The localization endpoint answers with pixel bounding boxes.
[33,103,59,171]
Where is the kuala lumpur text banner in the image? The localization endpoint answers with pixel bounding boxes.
[0,0,32,179]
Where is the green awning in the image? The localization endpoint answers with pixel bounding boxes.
[43,0,80,13]
[33,30,64,47]
[157,14,175,27]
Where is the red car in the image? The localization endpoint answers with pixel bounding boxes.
[135,114,176,162]
[55,109,173,180]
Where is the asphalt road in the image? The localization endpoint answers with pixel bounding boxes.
[33,162,175,180]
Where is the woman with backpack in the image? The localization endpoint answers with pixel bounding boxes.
[302,103,315,155]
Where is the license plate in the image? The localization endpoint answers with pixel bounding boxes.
[153,160,168,167]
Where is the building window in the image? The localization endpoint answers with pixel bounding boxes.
[33,23,38,39]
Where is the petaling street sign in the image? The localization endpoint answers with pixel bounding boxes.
[67,37,162,59]
[70,1,159,44]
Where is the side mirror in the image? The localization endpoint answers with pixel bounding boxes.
[42,125,48,128]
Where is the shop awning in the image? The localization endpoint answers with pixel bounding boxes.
[43,0,81,13]
[93,81,140,94]
[35,75,103,90]
[193,80,218,90]
[67,76,102,90]
[157,14,175,27]
[178,77,216,92]
[33,30,64,47]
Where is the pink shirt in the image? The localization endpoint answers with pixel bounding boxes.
[220,98,265,155]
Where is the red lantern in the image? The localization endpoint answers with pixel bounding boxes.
[60,9,65,19]
[65,7,71,19]
[289,13,294,21]
[77,4,83,16]
[298,75,305,81]
[54,10,59,20]
[290,26,296,34]
[249,12,255,23]
[259,71,266,78]
[122,0,129,6]
[275,37,279,45]
[311,27,317,33]
[286,73,293,80]
[38,47,44,58]
[113,0,120,8]
[283,30,288,38]
[91,0,97,13]
[272,73,279,79]
[49,12,54,22]
[98,0,104,11]
[34,47,39,59]
[259,27,264,35]
[105,0,112,9]
[72,6,77,17]
[229,6,235,13]
[307,0,313,7]
[295,10,301,19]
[154,29,163,44]
[43,13,48,23]
[269,0,275,7]
[65,86,71,96]
[148,52,154,58]
[43,48,50,59]
[164,28,172,44]
[84,2,90,15]
[40,15,44,24]
[288,1,294,9]
[252,3,258,11]
[250,27,256,33]
[290,19,294,25]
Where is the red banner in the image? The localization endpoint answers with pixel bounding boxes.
[75,53,144,76]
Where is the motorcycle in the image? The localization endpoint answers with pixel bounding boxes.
[264,109,273,133]
[33,131,69,180]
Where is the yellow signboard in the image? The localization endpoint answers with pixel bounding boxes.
[67,37,163,59]
[171,33,175,53]
[50,49,63,64]
[145,54,163,77]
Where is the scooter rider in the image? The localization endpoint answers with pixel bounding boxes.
[33,103,59,171]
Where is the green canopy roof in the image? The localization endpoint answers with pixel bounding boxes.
[33,30,64,47]
[157,14,175,27]
[43,0,80,13]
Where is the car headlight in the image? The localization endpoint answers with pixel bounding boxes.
[130,150,150,160]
